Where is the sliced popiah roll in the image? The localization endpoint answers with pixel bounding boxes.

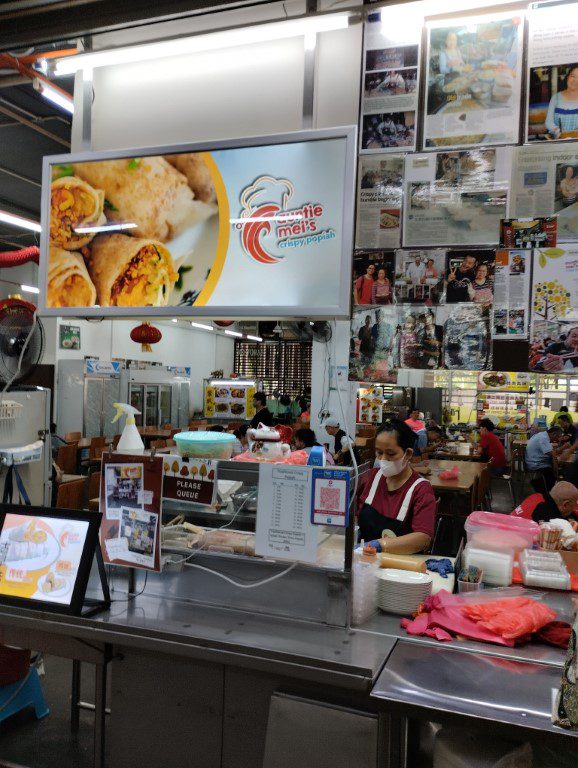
[164,153,217,205]
[74,157,208,241]
[88,234,178,307]
[50,176,106,250]
[47,246,97,307]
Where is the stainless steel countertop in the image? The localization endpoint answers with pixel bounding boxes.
[359,588,573,668]
[0,593,395,691]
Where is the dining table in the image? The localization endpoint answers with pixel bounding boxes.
[75,437,114,450]
[415,459,486,495]
[428,441,476,461]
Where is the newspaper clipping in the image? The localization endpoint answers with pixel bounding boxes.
[492,249,530,339]
[402,148,511,246]
[511,143,578,241]
[356,155,403,249]
[424,13,523,150]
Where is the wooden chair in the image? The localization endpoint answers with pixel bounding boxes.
[150,439,166,449]
[65,431,81,444]
[56,444,77,474]
[145,425,157,434]
[112,434,121,449]
[475,467,492,511]
[166,439,176,447]
[56,478,85,510]
[80,436,105,472]
[88,471,101,505]
[170,428,180,438]
[163,423,173,430]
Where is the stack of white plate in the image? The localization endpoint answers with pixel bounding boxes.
[377,569,433,615]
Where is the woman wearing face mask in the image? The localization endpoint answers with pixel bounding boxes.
[357,419,435,554]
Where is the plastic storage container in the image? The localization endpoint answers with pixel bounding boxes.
[519,548,571,590]
[352,549,380,625]
[463,545,513,587]
[465,511,539,554]
[173,431,236,459]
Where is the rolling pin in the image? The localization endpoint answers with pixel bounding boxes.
[379,554,427,573]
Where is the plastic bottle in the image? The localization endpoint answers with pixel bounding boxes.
[111,403,145,451]
[351,544,380,625]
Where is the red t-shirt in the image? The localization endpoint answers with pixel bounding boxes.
[356,275,373,305]
[357,469,436,537]
[511,493,545,520]
[479,432,506,469]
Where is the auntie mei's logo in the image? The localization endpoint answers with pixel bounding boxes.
[236,175,335,264]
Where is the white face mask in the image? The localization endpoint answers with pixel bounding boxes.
[379,456,407,477]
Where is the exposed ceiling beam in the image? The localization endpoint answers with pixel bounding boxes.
[0,102,70,146]
[0,165,41,187]
[0,0,275,51]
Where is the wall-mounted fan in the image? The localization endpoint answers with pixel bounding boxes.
[0,298,44,387]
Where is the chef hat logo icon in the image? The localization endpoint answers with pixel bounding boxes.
[238,176,295,264]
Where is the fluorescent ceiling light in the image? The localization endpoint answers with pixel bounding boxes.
[0,210,41,233]
[171,318,178,323]
[20,284,40,294]
[54,14,350,75]
[33,79,74,114]
[74,222,137,234]
[191,322,213,331]
[225,330,243,337]
[247,335,263,342]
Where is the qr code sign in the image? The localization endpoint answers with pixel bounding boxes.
[320,486,341,512]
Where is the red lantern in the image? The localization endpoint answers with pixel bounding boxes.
[130,322,162,352]
[213,320,234,328]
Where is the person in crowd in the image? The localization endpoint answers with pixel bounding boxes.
[297,397,311,423]
[354,263,375,305]
[293,428,334,465]
[424,257,438,280]
[371,268,392,304]
[357,419,435,553]
[406,254,426,293]
[404,408,425,433]
[358,315,375,362]
[439,31,466,75]
[277,394,292,424]
[537,327,578,372]
[525,425,563,491]
[232,424,249,455]
[557,413,578,446]
[551,405,573,427]
[467,263,494,305]
[475,418,506,477]
[512,480,578,524]
[546,64,578,138]
[249,391,274,428]
[207,425,225,432]
[415,425,446,459]
[446,255,477,303]
[324,418,360,467]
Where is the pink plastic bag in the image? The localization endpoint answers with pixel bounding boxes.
[439,465,459,481]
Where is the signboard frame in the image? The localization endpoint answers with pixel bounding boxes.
[38,127,357,320]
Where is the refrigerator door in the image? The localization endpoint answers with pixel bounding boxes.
[129,385,144,426]
[103,377,121,437]
[84,378,103,438]
[159,385,172,427]
[145,386,158,428]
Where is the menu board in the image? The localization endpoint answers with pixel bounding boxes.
[357,386,384,424]
[0,513,90,607]
[360,17,420,153]
[526,2,578,142]
[355,155,403,248]
[100,454,164,571]
[492,250,530,339]
[402,149,511,247]
[477,371,530,391]
[423,12,523,150]
[204,382,255,419]
[511,143,578,241]
[530,245,578,373]
[39,129,356,318]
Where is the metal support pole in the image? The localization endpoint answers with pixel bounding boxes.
[71,659,81,734]
[93,662,107,768]
[80,68,93,151]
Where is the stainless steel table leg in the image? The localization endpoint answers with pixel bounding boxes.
[71,660,81,734]
[94,663,107,768]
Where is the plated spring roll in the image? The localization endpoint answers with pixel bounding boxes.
[50,176,106,250]
[74,157,208,241]
[88,234,177,307]
[47,246,97,307]
[164,153,217,204]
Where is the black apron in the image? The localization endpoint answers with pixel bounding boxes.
[358,472,427,543]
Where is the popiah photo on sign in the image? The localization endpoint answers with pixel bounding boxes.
[46,153,219,309]
[445,250,495,305]
[349,307,399,383]
[353,250,396,306]
[394,249,445,305]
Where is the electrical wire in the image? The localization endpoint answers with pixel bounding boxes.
[109,571,148,602]
[184,560,297,589]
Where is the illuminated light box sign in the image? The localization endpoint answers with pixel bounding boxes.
[38,128,356,319]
